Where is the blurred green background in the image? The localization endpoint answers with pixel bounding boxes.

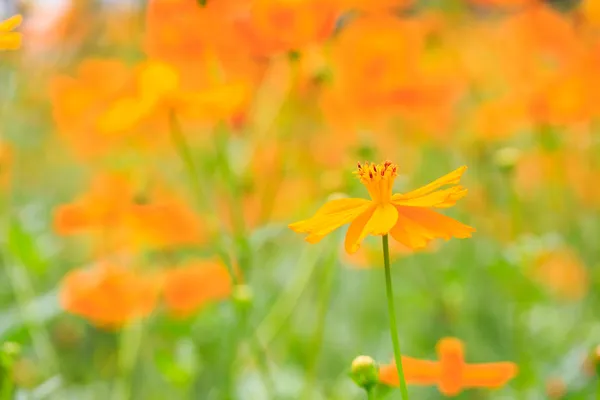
[1,0,600,399]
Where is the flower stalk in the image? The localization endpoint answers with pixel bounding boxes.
[382,234,410,400]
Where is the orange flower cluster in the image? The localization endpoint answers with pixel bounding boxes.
[379,338,518,396]
[53,173,205,253]
[60,259,232,328]
[54,173,231,327]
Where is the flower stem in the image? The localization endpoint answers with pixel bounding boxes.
[367,387,376,400]
[300,249,337,400]
[382,234,410,400]
[596,376,600,400]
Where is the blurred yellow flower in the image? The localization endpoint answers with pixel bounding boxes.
[0,15,22,50]
[289,161,475,254]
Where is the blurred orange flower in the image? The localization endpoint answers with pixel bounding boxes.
[50,59,135,158]
[60,263,161,328]
[336,0,414,13]
[53,174,134,237]
[289,161,474,253]
[0,141,12,189]
[0,15,23,50]
[53,173,205,252]
[323,14,463,136]
[163,260,232,318]
[380,338,518,396]
[342,239,438,269]
[236,0,339,56]
[530,248,588,301]
[468,0,537,8]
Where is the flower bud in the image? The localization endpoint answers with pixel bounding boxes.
[350,355,379,390]
[0,342,21,369]
[494,147,521,173]
[592,345,600,377]
[232,284,253,309]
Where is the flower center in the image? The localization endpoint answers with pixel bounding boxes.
[355,160,398,205]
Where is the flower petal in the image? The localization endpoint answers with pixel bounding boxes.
[389,206,474,249]
[0,15,22,32]
[344,206,375,254]
[0,33,22,50]
[392,185,468,208]
[344,203,398,254]
[289,198,373,244]
[462,363,518,388]
[379,357,441,387]
[393,166,467,201]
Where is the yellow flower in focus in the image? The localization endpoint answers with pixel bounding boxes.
[0,15,23,50]
[290,162,475,254]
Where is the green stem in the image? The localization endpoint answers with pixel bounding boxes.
[382,235,409,400]
[367,387,376,400]
[113,321,143,400]
[596,376,600,400]
[167,110,237,283]
[300,249,337,399]
[239,306,276,398]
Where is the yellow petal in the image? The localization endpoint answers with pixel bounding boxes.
[0,15,22,32]
[138,61,179,100]
[389,213,432,249]
[390,206,474,249]
[0,33,22,50]
[392,186,468,208]
[289,198,373,244]
[97,97,152,134]
[394,166,467,201]
[344,204,398,254]
[344,207,375,254]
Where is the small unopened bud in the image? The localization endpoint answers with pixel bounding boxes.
[592,345,600,377]
[545,377,566,399]
[350,355,379,390]
[232,284,253,308]
[1,342,21,360]
[494,147,521,173]
[583,345,600,377]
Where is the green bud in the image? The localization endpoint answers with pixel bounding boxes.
[1,342,20,359]
[494,147,521,173]
[232,284,253,309]
[593,345,600,378]
[350,355,379,391]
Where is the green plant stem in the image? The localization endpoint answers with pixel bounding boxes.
[167,110,237,283]
[367,387,376,400]
[382,235,410,400]
[113,321,143,400]
[596,377,600,400]
[238,305,276,398]
[168,113,274,397]
[300,249,337,400]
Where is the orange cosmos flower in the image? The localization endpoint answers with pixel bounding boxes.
[323,14,464,137]
[467,0,537,8]
[0,15,22,50]
[53,173,205,252]
[335,0,414,14]
[53,174,134,237]
[236,0,339,56]
[60,263,161,328]
[380,338,518,396]
[289,162,474,254]
[530,248,588,301]
[0,141,12,189]
[163,260,232,318]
